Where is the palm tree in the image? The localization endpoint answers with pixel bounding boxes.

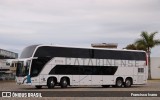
[135,31,160,79]
[125,43,147,51]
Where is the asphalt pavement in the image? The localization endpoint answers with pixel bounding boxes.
[0,80,160,100]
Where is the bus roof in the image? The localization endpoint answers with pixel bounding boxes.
[36,44,146,53]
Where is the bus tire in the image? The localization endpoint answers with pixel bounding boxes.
[115,78,123,87]
[35,85,42,89]
[124,78,132,87]
[47,78,55,89]
[60,78,68,88]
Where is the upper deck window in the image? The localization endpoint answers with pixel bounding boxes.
[34,46,146,61]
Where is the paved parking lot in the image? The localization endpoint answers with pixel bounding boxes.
[0,80,160,100]
[0,80,160,91]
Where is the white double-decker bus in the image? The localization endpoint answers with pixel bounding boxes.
[15,45,147,89]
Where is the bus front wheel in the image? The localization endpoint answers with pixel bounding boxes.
[47,78,55,89]
[60,78,68,88]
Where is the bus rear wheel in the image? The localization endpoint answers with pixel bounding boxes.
[124,78,132,87]
[60,78,68,88]
[47,78,55,89]
[115,78,123,87]
[35,85,42,89]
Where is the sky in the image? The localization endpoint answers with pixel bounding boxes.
[0,0,160,57]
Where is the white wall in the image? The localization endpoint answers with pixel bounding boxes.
[151,57,160,79]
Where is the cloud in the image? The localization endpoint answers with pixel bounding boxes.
[0,0,160,56]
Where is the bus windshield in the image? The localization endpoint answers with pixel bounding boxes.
[16,61,30,77]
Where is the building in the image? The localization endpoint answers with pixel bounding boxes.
[91,43,118,48]
[0,48,18,59]
[0,48,18,80]
[151,57,160,79]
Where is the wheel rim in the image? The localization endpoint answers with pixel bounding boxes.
[117,80,122,87]
[63,79,67,86]
[50,79,54,87]
[126,80,131,86]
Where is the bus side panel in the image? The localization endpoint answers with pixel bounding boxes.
[72,75,79,85]
[39,75,49,85]
[31,76,40,86]
[79,75,92,85]
[117,67,134,76]
[102,76,114,85]
[133,68,147,84]
[40,63,53,75]
[91,75,103,85]
[133,67,138,84]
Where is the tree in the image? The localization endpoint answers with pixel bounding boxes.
[125,44,137,50]
[135,31,160,79]
[125,43,147,51]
